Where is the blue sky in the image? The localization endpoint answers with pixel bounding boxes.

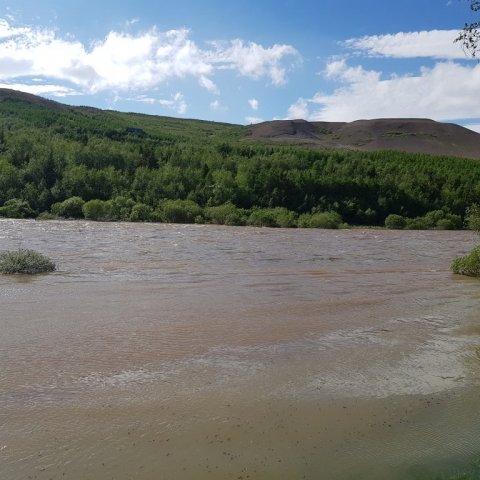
[0,0,479,129]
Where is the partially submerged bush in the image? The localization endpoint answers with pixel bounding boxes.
[107,196,135,221]
[0,249,56,274]
[451,246,480,277]
[155,199,202,223]
[271,208,298,228]
[246,209,279,228]
[129,203,153,222]
[247,207,298,228]
[466,204,480,233]
[384,214,406,229]
[388,210,463,230]
[51,196,85,219]
[37,211,56,220]
[436,215,462,230]
[405,217,429,230]
[298,211,343,229]
[82,199,110,221]
[0,199,35,218]
[204,203,248,226]
[82,196,137,221]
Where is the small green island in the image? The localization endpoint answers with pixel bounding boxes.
[451,204,480,277]
[0,249,56,274]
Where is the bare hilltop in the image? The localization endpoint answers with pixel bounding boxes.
[247,118,480,159]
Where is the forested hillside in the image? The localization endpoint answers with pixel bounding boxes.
[1,89,479,228]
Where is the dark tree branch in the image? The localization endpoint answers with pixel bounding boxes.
[455,0,480,56]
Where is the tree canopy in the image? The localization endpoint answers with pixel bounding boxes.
[456,0,480,56]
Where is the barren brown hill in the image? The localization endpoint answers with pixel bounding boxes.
[247,118,480,159]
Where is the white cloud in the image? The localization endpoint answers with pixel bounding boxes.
[199,75,219,94]
[125,18,140,27]
[128,92,187,114]
[210,99,227,111]
[245,116,264,124]
[287,59,480,122]
[248,98,259,110]
[157,92,187,114]
[0,18,29,39]
[209,39,299,85]
[0,18,298,97]
[287,98,309,119]
[0,82,79,96]
[344,30,467,60]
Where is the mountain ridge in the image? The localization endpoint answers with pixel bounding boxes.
[1,88,480,159]
[247,118,480,159]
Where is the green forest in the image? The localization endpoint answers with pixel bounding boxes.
[1,90,480,229]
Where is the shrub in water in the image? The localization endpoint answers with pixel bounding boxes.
[271,208,298,228]
[0,199,35,218]
[0,249,56,274]
[405,217,429,230]
[384,214,406,229]
[436,215,462,230]
[155,199,202,223]
[423,210,446,228]
[106,196,135,221]
[37,211,56,220]
[129,203,153,222]
[82,199,110,221]
[51,196,85,219]
[245,208,298,228]
[451,246,480,277]
[298,211,343,229]
[466,204,480,233]
[247,209,278,228]
[204,203,248,226]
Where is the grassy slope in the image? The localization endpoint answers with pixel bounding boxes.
[0,88,244,145]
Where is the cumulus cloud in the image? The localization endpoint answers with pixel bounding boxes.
[248,98,259,110]
[344,30,467,60]
[209,40,299,85]
[287,58,480,122]
[0,18,298,97]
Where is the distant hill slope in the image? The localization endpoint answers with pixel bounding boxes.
[0,88,74,112]
[0,88,243,143]
[1,88,480,159]
[247,118,480,159]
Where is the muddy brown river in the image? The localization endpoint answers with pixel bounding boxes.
[1,219,480,480]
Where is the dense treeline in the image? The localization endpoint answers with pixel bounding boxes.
[1,93,480,228]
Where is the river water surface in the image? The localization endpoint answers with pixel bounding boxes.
[1,219,480,480]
